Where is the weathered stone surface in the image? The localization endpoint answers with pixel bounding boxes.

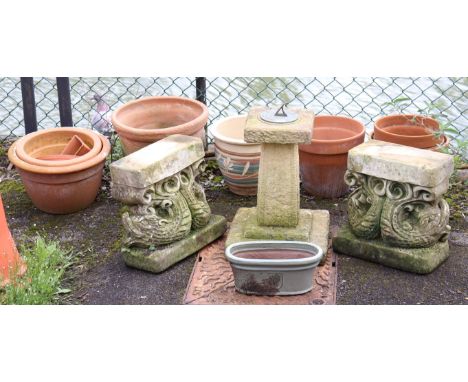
[257,143,300,226]
[226,207,330,260]
[244,107,313,144]
[348,140,454,188]
[115,159,212,247]
[310,210,331,265]
[110,134,204,188]
[123,215,227,273]
[344,170,451,248]
[244,208,313,241]
[332,225,449,274]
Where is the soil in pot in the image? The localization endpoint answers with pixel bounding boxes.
[299,115,365,199]
[112,96,209,154]
[373,114,442,148]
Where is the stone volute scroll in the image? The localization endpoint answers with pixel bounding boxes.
[333,140,454,274]
[110,135,227,273]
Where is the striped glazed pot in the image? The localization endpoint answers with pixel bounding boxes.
[211,115,261,196]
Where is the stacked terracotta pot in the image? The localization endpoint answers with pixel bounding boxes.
[8,127,110,214]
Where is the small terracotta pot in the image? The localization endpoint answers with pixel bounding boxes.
[112,96,209,155]
[8,134,110,214]
[15,127,103,167]
[373,114,442,148]
[299,115,365,198]
[211,115,261,196]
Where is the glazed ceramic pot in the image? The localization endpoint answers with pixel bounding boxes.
[8,134,110,214]
[15,127,102,167]
[112,96,209,154]
[373,114,443,149]
[299,115,365,198]
[211,115,261,196]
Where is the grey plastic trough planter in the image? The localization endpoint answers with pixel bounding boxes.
[225,241,323,296]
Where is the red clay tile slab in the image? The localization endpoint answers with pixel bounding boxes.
[183,233,337,305]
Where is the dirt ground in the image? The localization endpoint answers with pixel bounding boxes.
[1,142,467,305]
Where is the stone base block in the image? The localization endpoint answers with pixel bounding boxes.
[332,225,450,274]
[226,207,330,264]
[123,215,227,273]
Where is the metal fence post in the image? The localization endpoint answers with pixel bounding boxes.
[195,77,207,104]
[20,77,37,134]
[56,77,73,126]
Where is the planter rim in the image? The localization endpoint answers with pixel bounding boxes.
[112,96,209,137]
[299,115,365,155]
[8,134,110,175]
[211,114,260,146]
[15,127,103,167]
[370,132,449,150]
[374,114,439,138]
[225,240,323,267]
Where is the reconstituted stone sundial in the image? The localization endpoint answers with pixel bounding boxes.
[226,106,330,261]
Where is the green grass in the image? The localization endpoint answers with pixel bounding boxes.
[1,236,72,305]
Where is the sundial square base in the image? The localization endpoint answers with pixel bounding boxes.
[122,215,227,274]
[333,225,450,274]
[226,207,330,265]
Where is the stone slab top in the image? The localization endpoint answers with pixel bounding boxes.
[244,107,314,144]
[348,140,454,187]
[110,134,204,188]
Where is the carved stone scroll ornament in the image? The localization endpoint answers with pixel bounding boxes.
[344,170,386,240]
[344,170,451,248]
[180,159,211,229]
[121,160,212,248]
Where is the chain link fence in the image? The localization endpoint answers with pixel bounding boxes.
[1,77,467,151]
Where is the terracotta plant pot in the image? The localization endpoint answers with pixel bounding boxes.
[15,127,103,167]
[299,115,365,198]
[112,96,209,154]
[373,114,443,149]
[211,115,261,196]
[8,132,110,214]
[370,132,450,152]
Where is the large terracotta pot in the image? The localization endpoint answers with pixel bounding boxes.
[8,132,110,214]
[211,115,261,196]
[299,115,365,198]
[373,114,443,149]
[112,96,209,154]
[15,127,102,167]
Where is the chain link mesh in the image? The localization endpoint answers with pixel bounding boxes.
[1,77,467,148]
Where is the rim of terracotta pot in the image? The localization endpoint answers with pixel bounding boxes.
[211,115,260,146]
[112,96,209,139]
[374,114,441,147]
[9,134,110,175]
[370,132,449,151]
[374,114,439,131]
[15,127,103,167]
[299,115,366,155]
